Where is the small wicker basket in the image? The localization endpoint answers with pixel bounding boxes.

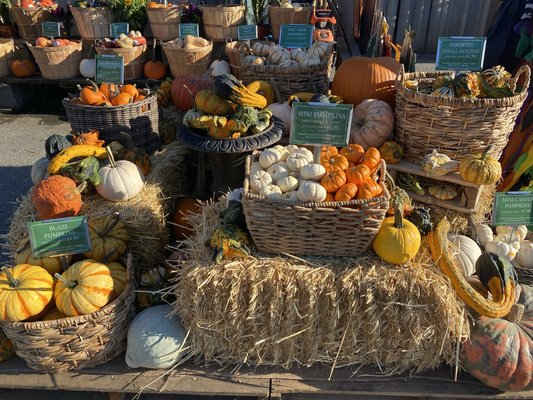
[62,90,161,154]
[395,65,531,162]
[242,154,390,257]
[0,38,14,78]
[0,255,136,373]
[162,40,212,78]
[28,42,83,80]
[146,5,187,41]
[225,39,245,80]
[95,45,147,81]
[268,5,312,42]
[69,6,111,40]
[199,4,245,41]
[11,6,53,41]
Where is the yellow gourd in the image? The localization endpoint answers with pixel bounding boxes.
[48,145,108,175]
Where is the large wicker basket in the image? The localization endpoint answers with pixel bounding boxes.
[395,65,531,162]
[69,6,111,40]
[0,255,136,373]
[95,45,147,81]
[146,5,187,41]
[199,4,245,41]
[62,90,161,154]
[28,42,83,79]
[268,5,312,42]
[239,41,334,101]
[242,154,390,257]
[162,40,212,78]
[11,6,53,40]
[0,38,14,78]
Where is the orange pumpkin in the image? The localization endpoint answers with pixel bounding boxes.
[331,56,401,109]
[70,130,105,146]
[321,154,349,172]
[360,147,381,171]
[35,37,51,47]
[320,170,347,193]
[324,192,335,202]
[340,144,365,164]
[100,83,118,101]
[144,60,167,80]
[111,92,133,106]
[31,175,85,220]
[346,164,371,185]
[172,197,202,239]
[121,84,139,100]
[108,261,127,300]
[11,59,35,78]
[356,179,383,199]
[320,145,338,159]
[335,183,358,201]
[80,81,107,105]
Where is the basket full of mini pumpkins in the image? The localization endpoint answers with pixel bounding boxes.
[28,37,83,79]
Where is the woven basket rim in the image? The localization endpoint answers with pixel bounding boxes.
[146,5,187,11]
[94,44,147,54]
[396,64,531,108]
[243,152,390,208]
[0,254,134,330]
[68,5,110,11]
[199,4,245,9]
[62,91,155,110]
[27,42,82,51]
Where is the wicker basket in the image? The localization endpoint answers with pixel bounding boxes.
[0,255,136,373]
[395,65,531,163]
[242,154,390,257]
[11,6,53,40]
[146,5,187,41]
[225,39,245,79]
[268,5,312,42]
[240,41,334,101]
[162,40,212,78]
[0,38,14,78]
[62,90,161,154]
[69,6,111,40]
[199,4,245,41]
[95,45,147,81]
[28,42,83,79]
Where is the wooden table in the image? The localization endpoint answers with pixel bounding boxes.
[0,356,531,400]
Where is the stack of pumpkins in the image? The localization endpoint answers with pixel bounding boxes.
[67,82,150,107]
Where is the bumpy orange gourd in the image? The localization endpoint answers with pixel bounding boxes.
[70,130,105,147]
[31,175,85,220]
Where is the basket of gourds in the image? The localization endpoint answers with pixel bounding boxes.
[162,35,213,78]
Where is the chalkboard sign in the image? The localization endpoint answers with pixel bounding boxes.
[436,37,487,71]
[42,21,60,38]
[492,192,533,226]
[279,24,314,49]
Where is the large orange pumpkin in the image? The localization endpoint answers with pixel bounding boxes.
[171,74,213,112]
[331,56,401,109]
[11,59,35,78]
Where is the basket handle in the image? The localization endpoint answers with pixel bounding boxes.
[396,64,406,86]
[510,64,531,94]
[239,41,252,67]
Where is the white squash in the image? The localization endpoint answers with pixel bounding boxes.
[267,103,292,135]
[250,170,272,191]
[285,144,300,154]
[283,190,299,202]
[447,234,482,276]
[251,41,271,57]
[290,48,306,63]
[31,157,50,186]
[79,58,96,78]
[209,60,230,76]
[259,184,282,199]
[277,175,299,192]
[272,145,291,162]
[296,147,314,163]
[96,150,145,202]
[268,48,290,64]
[125,305,188,369]
[297,180,326,202]
[286,152,309,172]
[475,223,493,247]
[307,43,328,59]
[267,162,289,183]
[300,163,326,181]
[299,56,321,67]
[495,225,528,242]
[516,240,533,268]
[259,148,281,169]
[244,55,265,65]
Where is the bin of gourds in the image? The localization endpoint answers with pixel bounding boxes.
[11,0,56,41]
[162,35,212,78]
[27,37,83,79]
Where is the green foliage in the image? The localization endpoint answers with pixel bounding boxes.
[106,0,148,31]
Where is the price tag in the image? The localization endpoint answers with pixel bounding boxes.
[178,23,200,38]
[238,24,258,41]
[492,192,533,226]
[41,21,60,38]
[279,24,314,49]
[289,102,353,147]
[436,36,487,71]
[110,22,129,38]
[95,54,124,84]
[27,216,91,258]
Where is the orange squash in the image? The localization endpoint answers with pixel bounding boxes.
[356,178,383,199]
[320,170,346,193]
[335,182,358,201]
[320,145,338,159]
[80,81,106,105]
[360,147,381,171]
[100,83,118,101]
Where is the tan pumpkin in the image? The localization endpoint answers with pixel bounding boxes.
[84,214,129,262]
[350,99,394,149]
[459,145,502,185]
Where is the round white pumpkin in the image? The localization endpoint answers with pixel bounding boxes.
[259,148,281,169]
[259,183,282,198]
[250,170,272,191]
[267,162,289,183]
[210,59,230,76]
[447,234,482,276]
[297,180,326,202]
[125,305,188,369]
[79,58,96,78]
[31,157,50,186]
[296,147,314,163]
[277,175,299,192]
[96,157,145,202]
[350,99,394,149]
[272,145,291,161]
[474,223,493,248]
[300,163,326,181]
[286,152,309,172]
[517,240,533,269]
[283,190,299,202]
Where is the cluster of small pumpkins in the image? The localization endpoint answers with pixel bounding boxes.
[475,224,533,269]
[14,0,55,8]
[70,82,148,107]
[34,37,74,48]
[96,31,147,49]
[0,215,129,322]
[244,41,330,69]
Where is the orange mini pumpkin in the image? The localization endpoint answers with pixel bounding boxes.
[321,154,349,173]
[80,81,107,105]
[320,145,338,159]
[360,147,381,171]
[340,144,365,164]
[320,170,347,193]
[121,84,139,100]
[346,164,371,185]
[356,178,383,200]
[335,182,358,202]
[111,92,133,106]
[324,192,335,202]
[11,59,35,78]
[100,83,118,101]
[144,60,167,80]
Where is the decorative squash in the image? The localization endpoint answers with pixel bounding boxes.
[286,152,309,172]
[428,185,458,201]
[84,214,129,262]
[195,90,235,116]
[320,170,346,193]
[485,239,518,262]
[340,144,365,164]
[460,284,533,392]
[297,181,327,202]
[335,182,358,201]
[259,148,281,169]
[47,145,107,175]
[459,145,502,185]
[250,170,273,192]
[0,264,54,321]
[60,156,101,186]
[331,56,401,109]
[447,234,482,276]
[54,259,114,316]
[475,223,494,247]
[14,238,70,275]
[360,147,381,171]
[452,72,480,98]
[372,208,421,264]
[420,149,454,174]
[517,240,533,268]
[379,140,403,164]
[356,178,383,199]
[406,207,433,235]
[171,74,214,112]
[277,175,299,193]
[481,65,511,88]
[110,144,152,177]
[31,157,50,185]
[496,225,528,242]
[345,164,371,185]
[321,154,349,172]
[45,134,72,160]
[246,80,275,105]
[214,74,267,109]
[125,304,188,369]
[266,162,289,184]
[31,175,85,220]
[107,261,127,300]
[0,330,15,362]
[69,130,105,147]
[350,99,394,149]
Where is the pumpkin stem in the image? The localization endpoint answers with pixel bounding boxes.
[393,207,404,229]
[105,146,117,168]
[74,181,88,195]
[480,144,494,160]
[2,267,19,288]
[100,212,121,237]
[54,272,77,288]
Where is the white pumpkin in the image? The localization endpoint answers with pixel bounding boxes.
[286,152,309,171]
[516,240,533,268]
[307,43,327,59]
[31,157,50,186]
[350,99,394,149]
[296,147,314,163]
[447,234,482,276]
[475,223,493,247]
[125,305,188,369]
[250,161,263,175]
[277,175,299,192]
[251,41,271,57]
[285,144,300,154]
[96,151,145,202]
[267,162,289,183]
[278,60,299,68]
[485,240,518,261]
[210,60,230,76]
[299,56,321,68]
[79,58,96,78]
[267,102,292,134]
[297,180,327,202]
[269,48,290,64]
[283,190,299,202]
[300,163,326,181]
[495,225,528,242]
[250,170,272,191]
[272,145,290,161]
[290,48,307,63]
[259,184,282,198]
[258,148,281,169]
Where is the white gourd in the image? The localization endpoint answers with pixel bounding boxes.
[296,147,314,163]
[259,184,282,198]
[485,240,516,261]
[285,144,300,154]
[267,162,289,183]
[297,180,326,202]
[79,59,96,78]
[299,56,321,67]
[516,240,533,268]
[272,145,291,161]
[125,305,188,369]
[250,170,272,191]
[300,163,326,181]
[96,156,145,202]
[31,157,50,186]
[244,55,264,65]
[447,234,482,276]
[286,152,309,171]
[277,175,299,192]
[495,225,528,242]
[269,49,290,64]
[252,42,271,57]
[259,148,281,169]
[475,223,493,247]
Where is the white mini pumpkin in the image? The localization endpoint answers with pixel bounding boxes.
[210,59,231,76]
[297,180,326,202]
[31,157,50,186]
[259,148,281,169]
[307,43,328,59]
[251,41,271,57]
[350,99,394,149]
[278,60,299,68]
[516,240,533,268]
[283,190,299,202]
[272,145,291,161]
[290,48,306,63]
[286,152,309,171]
[267,162,289,183]
[269,48,290,64]
[250,170,272,191]
[475,223,493,247]
[299,56,321,68]
[244,55,265,65]
[79,58,96,79]
[447,234,482,276]
[96,150,145,202]
[277,175,299,192]
[495,225,528,242]
[285,144,300,154]
[296,147,314,163]
[300,163,326,181]
[259,184,282,198]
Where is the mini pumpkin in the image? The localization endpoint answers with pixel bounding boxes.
[360,147,381,171]
[321,154,349,172]
[250,170,273,192]
[320,170,347,193]
[459,145,502,185]
[69,130,105,147]
[356,178,383,199]
[14,238,71,275]
[345,164,371,185]
[297,181,327,202]
[108,261,127,300]
[428,185,458,201]
[340,144,365,164]
[84,214,129,262]
[335,182,358,201]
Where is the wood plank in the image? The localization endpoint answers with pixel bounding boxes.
[407,190,477,214]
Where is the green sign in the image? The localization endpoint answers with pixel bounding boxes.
[41,21,60,38]
[95,55,124,84]
[28,216,91,257]
[436,36,487,71]
[238,24,257,41]
[492,192,533,226]
[178,23,199,37]
[289,102,353,147]
[279,24,314,49]
[110,22,129,38]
